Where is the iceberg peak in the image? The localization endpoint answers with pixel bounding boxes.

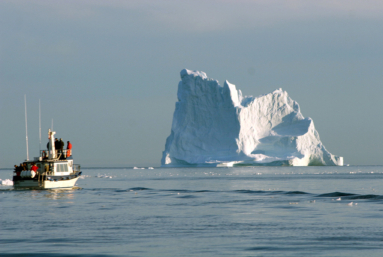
[223,80,242,107]
[180,69,208,80]
[162,70,343,167]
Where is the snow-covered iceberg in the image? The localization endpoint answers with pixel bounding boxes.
[161,69,343,167]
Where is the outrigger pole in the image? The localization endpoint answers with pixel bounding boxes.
[24,94,29,161]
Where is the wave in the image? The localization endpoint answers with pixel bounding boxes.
[344,194,383,200]
[235,190,383,200]
[317,192,356,197]
[314,192,383,200]
[234,190,309,195]
[128,187,151,191]
[81,186,383,202]
[284,191,310,195]
[235,190,269,194]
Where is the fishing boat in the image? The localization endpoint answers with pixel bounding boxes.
[13,129,82,189]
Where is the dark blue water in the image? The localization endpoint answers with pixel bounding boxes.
[1,166,383,256]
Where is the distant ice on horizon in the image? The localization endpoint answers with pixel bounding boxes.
[161,69,343,167]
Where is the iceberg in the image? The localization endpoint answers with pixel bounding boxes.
[161,69,343,167]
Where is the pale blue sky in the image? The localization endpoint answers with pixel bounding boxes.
[1,0,383,167]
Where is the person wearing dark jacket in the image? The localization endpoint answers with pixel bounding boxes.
[54,138,59,153]
[59,138,64,156]
[14,165,22,176]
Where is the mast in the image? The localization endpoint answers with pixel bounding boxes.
[39,99,41,152]
[24,95,29,161]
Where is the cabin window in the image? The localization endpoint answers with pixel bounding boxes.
[56,164,68,172]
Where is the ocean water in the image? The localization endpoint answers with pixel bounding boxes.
[1,166,383,257]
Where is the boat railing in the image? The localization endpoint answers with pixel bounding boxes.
[39,149,72,160]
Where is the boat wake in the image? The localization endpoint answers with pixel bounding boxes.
[0,179,13,186]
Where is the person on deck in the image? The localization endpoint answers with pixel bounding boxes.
[15,165,22,176]
[31,163,38,173]
[59,138,64,159]
[54,138,60,156]
[67,141,72,158]
[59,138,64,151]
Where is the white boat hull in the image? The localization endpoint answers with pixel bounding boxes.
[13,177,79,189]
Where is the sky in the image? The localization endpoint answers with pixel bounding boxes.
[1,0,383,168]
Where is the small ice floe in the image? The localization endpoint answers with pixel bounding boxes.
[336,197,341,201]
[309,200,316,203]
[96,174,113,179]
[79,175,91,179]
[348,202,354,206]
[0,179,13,186]
[133,167,145,169]
[289,202,299,205]
[148,167,154,169]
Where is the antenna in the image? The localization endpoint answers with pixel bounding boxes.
[51,119,53,131]
[39,99,41,152]
[24,95,29,161]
